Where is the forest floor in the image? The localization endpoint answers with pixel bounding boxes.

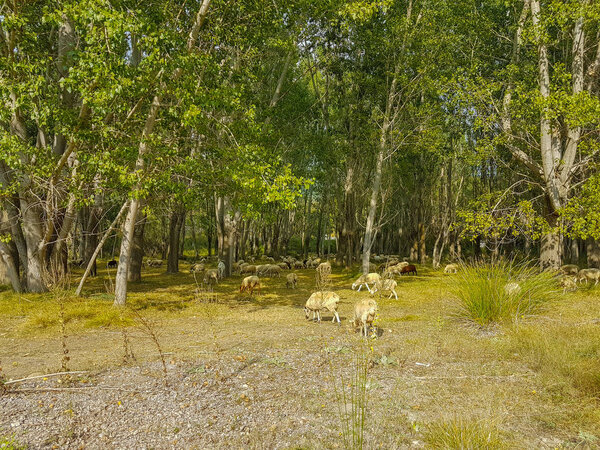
[1,262,599,449]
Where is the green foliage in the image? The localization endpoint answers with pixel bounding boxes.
[0,435,26,450]
[449,260,558,326]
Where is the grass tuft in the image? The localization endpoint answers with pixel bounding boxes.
[423,417,506,449]
[449,260,557,326]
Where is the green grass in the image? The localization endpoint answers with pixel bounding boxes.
[506,323,600,397]
[423,418,507,449]
[449,260,558,326]
[0,435,26,450]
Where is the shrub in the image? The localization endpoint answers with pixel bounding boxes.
[424,417,506,449]
[449,260,557,326]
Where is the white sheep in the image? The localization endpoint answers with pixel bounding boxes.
[560,264,579,275]
[577,268,600,285]
[353,299,378,337]
[444,263,458,274]
[146,259,163,268]
[240,264,257,275]
[190,263,205,273]
[217,260,225,278]
[267,264,281,277]
[204,269,219,287]
[372,278,398,300]
[256,264,270,277]
[240,275,261,295]
[559,275,577,293]
[304,291,341,324]
[352,273,381,293]
[286,272,298,289]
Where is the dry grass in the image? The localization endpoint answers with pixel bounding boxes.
[1,260,599,447]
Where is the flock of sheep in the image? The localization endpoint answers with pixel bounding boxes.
[96,253,598,336]
[183,255,423,336]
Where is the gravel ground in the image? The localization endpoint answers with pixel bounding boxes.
[2,344,412,449]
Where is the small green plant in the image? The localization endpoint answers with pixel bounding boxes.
[449,260,557,326]
[424,417,506,449]
[0,434,26,450]
[331,347,370,450]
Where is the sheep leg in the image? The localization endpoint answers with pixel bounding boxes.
[334,311,341,324]
[357,285,363,292]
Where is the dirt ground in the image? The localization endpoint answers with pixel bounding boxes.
[1,263,599,449]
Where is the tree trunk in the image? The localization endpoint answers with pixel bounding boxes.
[129,214,146,281]
[114,95,161,306]
[0,241,22,292]
[167,208,185,274]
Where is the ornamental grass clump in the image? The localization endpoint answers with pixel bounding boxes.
[450,260,557,326]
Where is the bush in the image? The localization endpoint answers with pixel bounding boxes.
[424,418,506,449]
[449,260,557,326]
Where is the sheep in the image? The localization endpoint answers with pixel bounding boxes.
[400,264,417,276]
[217,260,225,278]
[352,273,381,293]
[316,261,331,274]
[353,299,378,337]
[107,259,118,268]
[267,264,281,277]
[278,262,289,270]
[240,264,257,275]
[559,275,577,293]
[204,269,219,287]
[265,256,275,263]
[240,275,261,295]
[293,260,305,269]
[306,259,319,269]
[256,264,270,277]
[232,262,240,274]
[577,268,600,286]
[304,291,341,324]
[286,272,298,289]
[372,278,398,300]
[190,263,205,273]
[237,259,245,266]
[383,261,409,277]
[560,264,579,276]
[146,259,163,268]
[504,282,521,296]
[444,263,458,274]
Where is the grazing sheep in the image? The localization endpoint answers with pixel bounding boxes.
[256,264,270,277]
[293,260,305,269]
[204,269,219,287]
[265,256,275,263]
[353,299,378,337]
[146,259,163,268]
[400,264,417,276]
[286,273,298,289]
[240,264,257,275]
[504,282,521,296]
[559,276,577,293]
[278,262,289,270]
[267,264,281,277]
[232,262,240,274]
[372,279,398,300]
[240,275,261,295]
[237,259,245,266]
[217,261,225,279]
[577,268,600,285]
[384,261,409,277]
[190,263,205,273]
[306,259,319,269]
[560,264,579,276]
[316,261,332,274]
[352,273,381,293]
[107,259,118,268]
[444,263,458,274]
[304,291,341,324]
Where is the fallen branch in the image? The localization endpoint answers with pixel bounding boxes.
[4,371,88,385]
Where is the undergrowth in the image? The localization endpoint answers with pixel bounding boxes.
[423,417,507,449]
[449,260,558,326]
